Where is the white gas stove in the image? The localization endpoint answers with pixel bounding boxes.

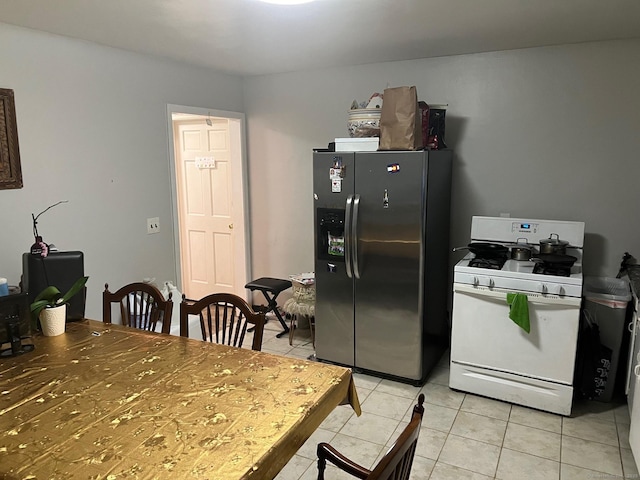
[450,216,586,416]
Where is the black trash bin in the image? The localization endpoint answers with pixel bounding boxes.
[582,276,632,402]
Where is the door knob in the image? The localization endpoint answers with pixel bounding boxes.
[228,224,234,230]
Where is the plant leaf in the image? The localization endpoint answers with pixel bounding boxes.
[30,299,51,313]
[61,276,89,304]
[30,299,55,320]
[34,286,61,303]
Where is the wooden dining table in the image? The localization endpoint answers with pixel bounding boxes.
[0,320,361,479]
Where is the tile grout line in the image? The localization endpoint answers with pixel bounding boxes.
[493,404,512,480]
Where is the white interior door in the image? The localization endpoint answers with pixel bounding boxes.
[171,112,249,300]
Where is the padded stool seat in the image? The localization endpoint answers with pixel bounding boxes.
[245,277,292,338]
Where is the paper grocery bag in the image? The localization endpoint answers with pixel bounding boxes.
[379,86,422,150]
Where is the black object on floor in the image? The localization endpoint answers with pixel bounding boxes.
[245,277,292,338]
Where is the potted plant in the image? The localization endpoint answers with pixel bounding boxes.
[30,276,89,336]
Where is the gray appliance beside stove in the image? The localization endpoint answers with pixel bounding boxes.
[312,150,452,385]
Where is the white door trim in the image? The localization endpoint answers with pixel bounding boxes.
[166,104,252,298]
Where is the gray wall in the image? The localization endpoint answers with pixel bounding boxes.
[0,23,244,318]
[244,39,640,282]
[2,21,638,321]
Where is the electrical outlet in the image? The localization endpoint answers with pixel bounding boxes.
[147,217,160,234]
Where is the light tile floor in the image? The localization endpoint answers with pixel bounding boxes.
[257,317,639,480]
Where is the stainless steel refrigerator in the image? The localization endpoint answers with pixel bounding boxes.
[313,150,452,385]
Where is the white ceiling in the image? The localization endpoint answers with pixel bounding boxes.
[1,0,639,77]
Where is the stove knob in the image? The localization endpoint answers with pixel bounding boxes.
[552,284,565,296]
[538,283,548,294]
[473,276,479,287]
[476,277,495,288]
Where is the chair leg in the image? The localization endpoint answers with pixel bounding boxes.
[317,456,326,480]
[288,313,295,346]
[310,316,315,349]
[259,290,289,338]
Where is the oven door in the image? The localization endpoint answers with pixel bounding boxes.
[451,283,581,384]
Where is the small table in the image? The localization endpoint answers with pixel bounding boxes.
[0,320,361,479]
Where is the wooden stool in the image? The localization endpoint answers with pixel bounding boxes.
[244,277,291,338]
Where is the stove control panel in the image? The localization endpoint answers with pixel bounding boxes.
[512,222,539,234]
[471,216,585,248]
[537,283,566,295]
[473,276,495,288]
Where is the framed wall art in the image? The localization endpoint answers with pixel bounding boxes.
[0,88,23,189]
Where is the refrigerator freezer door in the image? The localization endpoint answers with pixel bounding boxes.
[313,152,355,367]
[354,151,425,380]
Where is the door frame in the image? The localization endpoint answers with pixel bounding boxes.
[166,104,252,297]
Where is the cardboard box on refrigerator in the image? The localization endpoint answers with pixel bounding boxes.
[335,137,379,152]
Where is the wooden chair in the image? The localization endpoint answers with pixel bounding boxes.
[103,282,173,334]
[317,394,425,480]
[179,293,265,351]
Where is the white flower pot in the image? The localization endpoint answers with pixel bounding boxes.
[40,304,66,336]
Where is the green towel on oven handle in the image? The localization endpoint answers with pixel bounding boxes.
[506,293,530,333]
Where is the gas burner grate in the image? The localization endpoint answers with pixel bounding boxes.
[533,263,572,277]
[468,256,507,270]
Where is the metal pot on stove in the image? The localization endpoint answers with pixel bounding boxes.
[539,233,569,255]
[508,239,536,261]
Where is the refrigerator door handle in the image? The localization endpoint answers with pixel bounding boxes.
[345,195,354,279]
[352,194,361,279]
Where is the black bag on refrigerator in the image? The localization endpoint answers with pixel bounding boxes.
[426,105,447,150]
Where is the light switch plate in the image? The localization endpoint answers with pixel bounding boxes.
[147,217,160,234]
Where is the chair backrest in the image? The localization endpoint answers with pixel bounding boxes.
[317,395,425,480]
[103,282,173,334]
[367,393,425,480]
[179,293,265,351]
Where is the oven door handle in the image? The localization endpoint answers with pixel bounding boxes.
[453,283,581,307]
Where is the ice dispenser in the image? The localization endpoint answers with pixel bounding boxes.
[316,208,345,262]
